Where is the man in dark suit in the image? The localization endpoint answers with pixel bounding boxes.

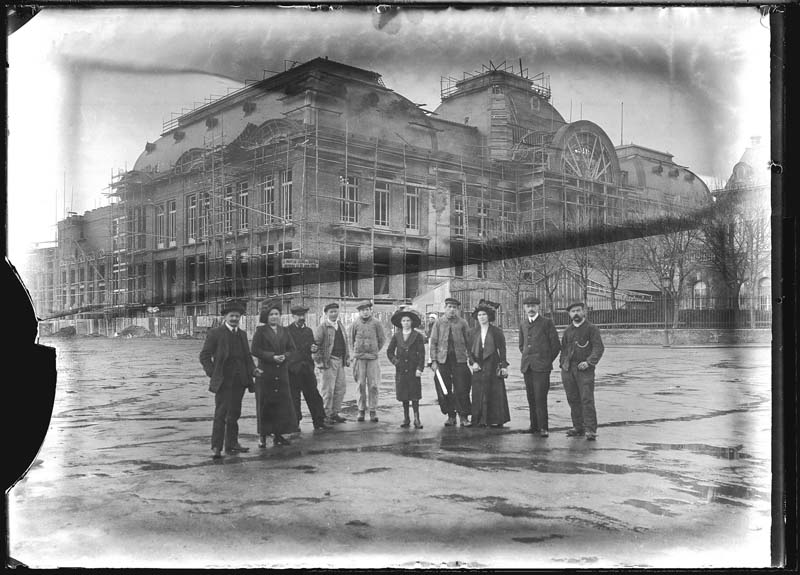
[199,300,259,459]
[519,296,561,437]
[286,304,331,430]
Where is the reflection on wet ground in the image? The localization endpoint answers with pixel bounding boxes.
[639,442,750,460]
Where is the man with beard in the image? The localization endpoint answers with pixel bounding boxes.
[559,302,605,441]
[286,305,331,431]
[199,300,258,459]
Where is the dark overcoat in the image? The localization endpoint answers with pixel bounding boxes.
[519,315,561,373]
[199,325,256,393]
[386,329,426,401]
[468,324,511,426]
[251,324,297,434]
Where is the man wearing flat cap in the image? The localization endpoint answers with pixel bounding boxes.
[199,300,259,459]
[350,301,386,423]
[313,302,351,424]
[429,297,472,427]
[559,302,605,441]
[286,304,330,430]
[519,296,561,437]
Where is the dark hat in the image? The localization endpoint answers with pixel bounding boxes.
[391,309,421,329]
[290,305,310,316]
[522,296,541,305]
[444,297,461,307]
[323,302,340,313]
[566,301,586,312]
[472,301,498,323]
[356,301,373,311]
[220,299,247,315]
[260,298,283,313]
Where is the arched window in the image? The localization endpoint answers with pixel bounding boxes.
[692,281,708,310]
[758,277,771,310]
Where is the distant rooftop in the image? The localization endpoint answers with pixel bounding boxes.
[441,60,551,101]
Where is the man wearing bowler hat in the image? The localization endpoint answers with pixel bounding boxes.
[313,302,351,424]
[199,300,259,459]
[286,304,331,430]
[429,297,472,427]
[519,296,561,436]
[350,301,386,423]
[559,302,605,441]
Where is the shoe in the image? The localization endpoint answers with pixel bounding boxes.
[332,414,347,423]
[258,437,267,448]
[370,412,379,423]
[313,421,333,430]
[491,424,505,429]
[523,427,537,434]
[273,434,290,446]
[212,448,223,459]
[400,419,411,428]
[585,432,597,441]
[566,428,585,437]
[444,416,456,427]
[413,419,423,429]
[324,417,335,426]
[226,444,250,453]
[539,429,549,437]
[459,415,469,427]
[357,411,366,422]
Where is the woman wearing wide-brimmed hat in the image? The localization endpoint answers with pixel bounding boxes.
[467,300,510,428]
[251,299,298,447]
[386,308,426,429]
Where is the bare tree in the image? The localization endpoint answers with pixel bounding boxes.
[592,240,632,311]
[526,251,566,317]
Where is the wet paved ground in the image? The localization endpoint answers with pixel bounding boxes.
[9,338,772,568]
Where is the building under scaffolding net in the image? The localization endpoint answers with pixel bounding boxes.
[28,57,713,325]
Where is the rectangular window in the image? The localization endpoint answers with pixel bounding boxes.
[199,192,211,238]
[155,206,166,249]
[186,194,197,243]
[238,182,249,230]
[223,185,234,233]
[404,251,422,299]
[405,185,420,231]
[477,260,488,279]
[374,181,389,227]
[281,169,293,221]
[137,264,146,303]
[374,247,391,296]
[185,257,197,303]
[451,182,465,236]
[451,241,464,278]
[477,200,488,237]
[340,245,359,297]
[197,255,206,302]
[340,176,359,223]
[167,199,177,246]
[501,203,514,235]
[260,174,275,225]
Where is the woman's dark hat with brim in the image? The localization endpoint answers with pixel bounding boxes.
[391,309,421,329]
[472,299,499,323]
[259,299,283,323]
[220,299,247,315]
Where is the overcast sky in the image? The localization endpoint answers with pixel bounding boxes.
[7,6,770,269]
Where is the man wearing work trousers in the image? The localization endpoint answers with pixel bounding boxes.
[519,296,561,437]
[313,302,350,424]
[286,304,331,430]
[560,302,605,441]
[429,297,472,427]
[350,301,386,423]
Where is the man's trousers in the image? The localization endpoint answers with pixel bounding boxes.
[561,366,597,433]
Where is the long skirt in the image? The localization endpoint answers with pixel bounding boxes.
[255,375,297,436]
[470,356,511,426]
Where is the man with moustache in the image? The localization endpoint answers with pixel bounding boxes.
[286,304,331,431]
[519,296,561,437]
[199,300,259,459]
[559,302,605,441]
[313,302,351,425]
[429,297,472,427]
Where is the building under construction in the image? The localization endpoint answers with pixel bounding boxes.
[27,57,711,324]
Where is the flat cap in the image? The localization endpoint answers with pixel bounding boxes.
[443,297,461,307]
[323,302,340,312]
[356,301,373,310]
[522,296,541,305]
[290,305,310,315]
[566,301,586,312]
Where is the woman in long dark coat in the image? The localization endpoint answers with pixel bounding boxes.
[251,301,297,447]
[467,302,511,428]
[386,309,426,429]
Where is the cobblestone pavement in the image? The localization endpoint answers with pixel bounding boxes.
[8,337,772,568]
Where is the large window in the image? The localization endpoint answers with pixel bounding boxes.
[281,169,293,221]
[451,241,464,278]
[199,192,211,238]
[404,251,422,299]
[238,182,249,231]
[340,245,359,297]
[223,185,234,233]
[375,181,389,227]
[341,176,359,223]
[155,206,166,248]
[260,174,276,225]
[186,194,197,243]
[692,281,708,310]
[758,277,771,310]
[405,185,420,231]
[167,199,177,246]
[374,247,391,296]
[477,200,488,237]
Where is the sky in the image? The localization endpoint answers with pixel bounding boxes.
[7,6,771,271]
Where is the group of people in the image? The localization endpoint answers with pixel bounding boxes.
[198,296,604,460]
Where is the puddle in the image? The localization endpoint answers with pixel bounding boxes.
[513,534,565,544]
[639,442,751,460]
[622,499,678,517]
[433,494,548,520]
[352,467,392,474]
[672,479,766,505]
[240,497,323,509]
[346,520,370,527]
